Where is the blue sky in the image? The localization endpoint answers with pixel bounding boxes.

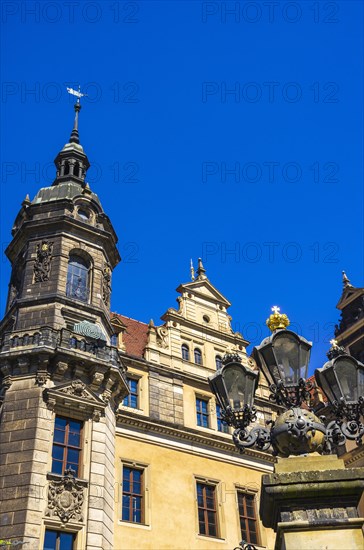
[1,1,363,374]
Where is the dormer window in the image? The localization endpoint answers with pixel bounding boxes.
[194,348,202,365]
[66,254,90,302]
[181,344,190,361]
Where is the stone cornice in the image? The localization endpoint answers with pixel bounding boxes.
[160,310,249,346]
[116,410,276,465]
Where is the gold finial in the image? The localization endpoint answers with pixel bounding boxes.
[330,338,339,349]
[190,259,195,281]
[266,305,290,332]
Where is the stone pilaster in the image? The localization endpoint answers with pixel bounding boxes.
[86,405,116,550]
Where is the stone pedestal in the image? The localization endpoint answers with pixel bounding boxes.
[260,454,364,550]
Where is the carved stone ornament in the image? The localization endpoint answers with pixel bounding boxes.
[59,379,88,398]
[45,469,85,523]
[156,326,168,348]
[102,264,112,307]
[36,370,49,386]
[34,240,54,282]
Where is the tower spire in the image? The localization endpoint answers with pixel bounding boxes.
[69,102,81,144]
[52,86,90,186]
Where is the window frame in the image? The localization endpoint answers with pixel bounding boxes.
[121,463,146,525]
[194,347,202,365]
[122,377,140,409]
[51,415,83,477]
[215,355,222,370]
[196,396,210,428]
[66,253,91,303]
[43,529,75,550]
[196,481,219,538]
[181,343,190,361]
[237,491,260,546]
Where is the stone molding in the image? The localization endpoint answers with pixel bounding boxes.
[117,410,275,464]
[44,379,105,421]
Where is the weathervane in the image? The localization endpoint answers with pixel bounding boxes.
[67,85,87,104]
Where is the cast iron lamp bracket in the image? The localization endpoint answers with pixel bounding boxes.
[269,377,313,408]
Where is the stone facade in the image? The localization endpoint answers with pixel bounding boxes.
[1,106,363,550]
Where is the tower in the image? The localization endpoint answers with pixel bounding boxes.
[334,271,364,362]
[0,100,128,549]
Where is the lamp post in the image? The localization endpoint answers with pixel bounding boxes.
[208,307,364,458]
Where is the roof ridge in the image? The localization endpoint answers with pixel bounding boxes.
[111,312,149,326]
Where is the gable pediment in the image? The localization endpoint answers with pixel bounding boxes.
[337,286,364,309]
[177,280,231,307]
[44,379,105,420]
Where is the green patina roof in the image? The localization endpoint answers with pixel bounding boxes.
[32,181,101,207]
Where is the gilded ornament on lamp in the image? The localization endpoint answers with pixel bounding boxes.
[266,306,290,332]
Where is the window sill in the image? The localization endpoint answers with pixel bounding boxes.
[196,535,225,543]
[118,520,151,531]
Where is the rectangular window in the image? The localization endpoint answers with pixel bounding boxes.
[44,530,75,550]
[122,466,144,523]
[238,492,260,546]
[51,416,82,477]
[196,397,209,428]
[122,378,139,408]
[216,405,229,433]
[197,482,218,537]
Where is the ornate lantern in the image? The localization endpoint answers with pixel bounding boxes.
[253,307,312,407]
[315,340,364,447]
[209,353,259,427]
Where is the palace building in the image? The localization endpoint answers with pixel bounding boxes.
[0,104,361,550]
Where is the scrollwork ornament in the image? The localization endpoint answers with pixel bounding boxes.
[34,240,54,283]
[156,326,168,348]
[45,468,85,523]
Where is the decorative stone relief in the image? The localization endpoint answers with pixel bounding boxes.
[102,264,112,307]
[59,379,88,398]
[34,240,54,282]
[45,469,85,523]
[36,371,49,386]
[155,326,168,348]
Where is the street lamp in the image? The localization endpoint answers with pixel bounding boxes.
[315,339,364,450]
[208,307,364,458]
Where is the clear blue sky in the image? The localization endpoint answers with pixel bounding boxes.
[1,1,363,374]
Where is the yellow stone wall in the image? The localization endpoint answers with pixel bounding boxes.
[114,433,276,550]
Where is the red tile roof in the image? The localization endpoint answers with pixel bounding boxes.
[111,313,148,358]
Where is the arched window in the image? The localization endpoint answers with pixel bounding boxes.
[194,348,202,365]
[181,344,189,361]
[111,334,118,346]
[215,355,222,370]
[66,254,90,302]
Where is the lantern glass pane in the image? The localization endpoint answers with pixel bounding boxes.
[335,358,358,402]
[358,365,364,400]
[223,365,246,410]
[320,365,341,403]
[244,373,256,408]
[273,334,301,385]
